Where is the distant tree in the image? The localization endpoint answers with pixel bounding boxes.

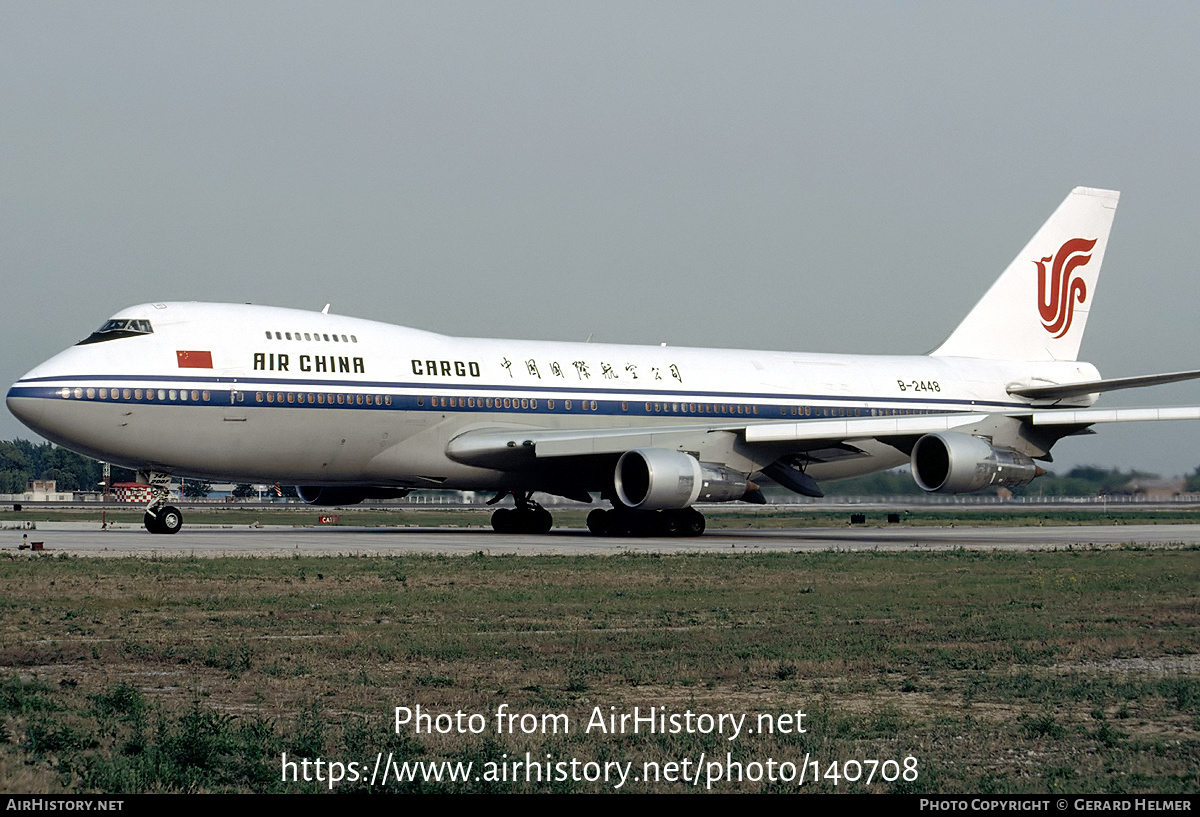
[0,441,32,493]
[823,467,924,496]
[44,445,102,491]
[232,483,256,498]
[1063,465,1112,484]
[1188,466,1200,493]
[0,440,103,492]
[181,479,213,498]
[819,464,1178,499]
[109,464,138,485]
[1013,466,1161,497]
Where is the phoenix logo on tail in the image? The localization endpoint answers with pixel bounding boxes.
[1036,237,1096,337]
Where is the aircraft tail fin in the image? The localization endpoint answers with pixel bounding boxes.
[930,187,1119,362]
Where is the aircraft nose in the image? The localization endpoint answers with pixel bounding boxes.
[7,382,46,432]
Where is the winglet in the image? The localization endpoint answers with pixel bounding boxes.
[931,187,1119,362]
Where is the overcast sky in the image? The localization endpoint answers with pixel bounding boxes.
[3,2,1199,477]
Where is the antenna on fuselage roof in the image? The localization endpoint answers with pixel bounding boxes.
[321,304,330,314]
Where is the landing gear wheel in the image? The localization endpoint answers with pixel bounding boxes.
[605,508,648,537]
[144,506,183,535]
[158,505,183,535]
[586,508,611,536]
[586,506,707,537]
[143,511,162,534]
[682,508,706,537]
[656,512,682,537]
[531,507,553,534]
[491,508,514,533]
[490,499,555,534]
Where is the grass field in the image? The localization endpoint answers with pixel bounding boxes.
[1,546,1197,793]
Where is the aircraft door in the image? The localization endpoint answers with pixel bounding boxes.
[225,387,247,422]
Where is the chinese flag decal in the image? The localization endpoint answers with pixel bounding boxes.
[176,350,213,369]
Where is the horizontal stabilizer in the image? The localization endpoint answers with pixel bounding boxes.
[1008,369,1200,400]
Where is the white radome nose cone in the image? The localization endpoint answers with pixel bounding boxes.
[7,386,45,433]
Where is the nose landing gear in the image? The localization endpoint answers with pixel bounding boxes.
[140,472,183,534]
[144,505,183,534]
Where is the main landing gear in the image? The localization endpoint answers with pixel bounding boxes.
[585,507,706,537]
[140,471,183,535]
[489,491,554,534]
[487,491,709,537]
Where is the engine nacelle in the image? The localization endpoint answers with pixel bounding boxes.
[614,449,750,510]
[296,486,411,506]
[910,432,1041,493]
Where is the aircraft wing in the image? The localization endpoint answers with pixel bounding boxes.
[744,405,1200,442]
[447,411,997,471]
[448,404,1200,468]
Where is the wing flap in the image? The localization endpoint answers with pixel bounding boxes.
[1030,406,1200,425]
[446,423,739,467]
[742,413,991,443]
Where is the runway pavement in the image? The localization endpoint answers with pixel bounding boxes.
[5,521,1200,557]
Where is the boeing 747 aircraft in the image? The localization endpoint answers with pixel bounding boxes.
[8,187,1200,536]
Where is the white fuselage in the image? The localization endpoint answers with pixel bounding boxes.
[6,302,1099,490]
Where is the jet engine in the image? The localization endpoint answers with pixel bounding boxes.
[296,486,412,506]
[910,432,1042,494]
[613,449,751,510]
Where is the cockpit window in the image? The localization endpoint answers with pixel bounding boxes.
[76,318,154,345]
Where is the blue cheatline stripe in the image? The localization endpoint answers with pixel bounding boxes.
[9,374,1031,411]
[8,385,1031,424]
